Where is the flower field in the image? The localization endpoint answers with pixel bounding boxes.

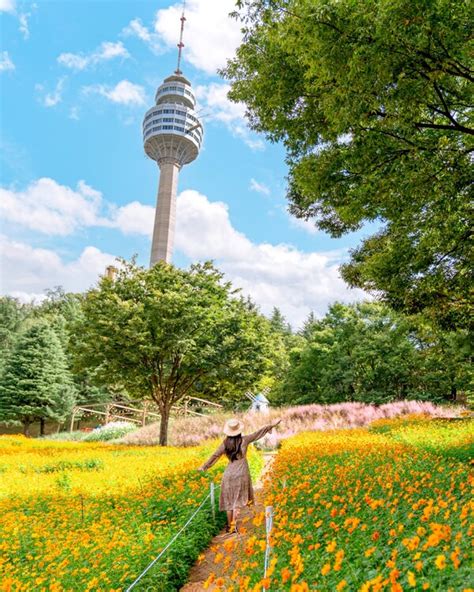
[121,401,460,447]
[0,436,261,591]
[206,418,473,591]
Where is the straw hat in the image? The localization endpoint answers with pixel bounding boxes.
[223,418,244,437]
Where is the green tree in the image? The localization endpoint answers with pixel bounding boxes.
[274,302,425,405]
[224,0,473,328]
[70,261,271,445]
[299,311,317,340]
[36,288,112,407]
[0,297,30,373]
[0,321,76,435]
[410,323,472,401]
[269,307,292,334]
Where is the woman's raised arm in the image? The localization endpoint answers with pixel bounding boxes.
[198,442,225,472]
[245,419,281,444]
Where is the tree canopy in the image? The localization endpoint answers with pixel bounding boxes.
[0,321,76,435]
[224,0,473,328]
[70,261,272,444]
[273,302,471,406]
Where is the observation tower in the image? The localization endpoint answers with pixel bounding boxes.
[143,8,203,265]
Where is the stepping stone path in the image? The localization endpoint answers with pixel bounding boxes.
[180,453,275,591]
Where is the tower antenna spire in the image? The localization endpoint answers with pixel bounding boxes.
[175,0,186,75]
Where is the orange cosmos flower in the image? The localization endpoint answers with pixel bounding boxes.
[281,568,291,583]
[321,563,331,576]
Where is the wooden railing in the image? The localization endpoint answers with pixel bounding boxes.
[69,397,222,432]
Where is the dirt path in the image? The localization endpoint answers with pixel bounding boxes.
[180,453,275,592]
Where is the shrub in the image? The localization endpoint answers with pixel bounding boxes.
[83,421,137,442]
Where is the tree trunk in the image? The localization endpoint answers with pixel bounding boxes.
[23,419,31,437]
[40,418,46,436]
[159,404,171,446]
[450,383,457,401]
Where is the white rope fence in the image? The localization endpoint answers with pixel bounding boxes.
[125,482,220,592]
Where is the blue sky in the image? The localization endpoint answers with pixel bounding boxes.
[0,0,370,327]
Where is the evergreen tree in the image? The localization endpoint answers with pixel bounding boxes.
[0,322,76,435]
[299,311,317,340]
[0,297,30,373]
[37,289,112,406]
[269,307,292,334]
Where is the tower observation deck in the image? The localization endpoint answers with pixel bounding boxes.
[143,11,203,265]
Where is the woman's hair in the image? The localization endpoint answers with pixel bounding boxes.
[224,434,242,462]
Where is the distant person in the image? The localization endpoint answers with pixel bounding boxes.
[198,417,281,534]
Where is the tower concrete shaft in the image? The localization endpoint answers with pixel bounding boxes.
[150,160,180,265]
[143,73,202,267]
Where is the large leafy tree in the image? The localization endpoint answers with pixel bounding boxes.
[274,301,471,405]
[70,261,271,445]
[0,321,76,435]
[274,302,420,405]
[224,0,473,328]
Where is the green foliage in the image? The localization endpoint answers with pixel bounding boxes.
[224,0,473,328]
[70,261,272,444]
[371,417,474,462]
[35,459,104,473]
[0,321,76,434]
[0,297,30,373]
[269,306,292,334]
[273,301,470,405]
[37,288,112,406]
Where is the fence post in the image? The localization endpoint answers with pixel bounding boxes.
[263,505,274,591]
[69,409,76,433]
[210,482,216,521]
[105,404,111,424]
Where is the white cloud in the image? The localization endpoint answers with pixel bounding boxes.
[0,179,366,326]
[0,0,15,13]
[112,201,154,235]
[154,0,241,75]
[0,0,34,39]
[83,80,146,106]
[0,235,116,296]
[196,83,264,150]
[0,178,109,236]
[174,190,366,326]
[35,77,66,107]
[122,18,163,54]
[58,41,129,71]
[250,178,270,196]
[0,51,15,72]
[289,216,319,235]
[18,11,29,39]
[0,177,154,238]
